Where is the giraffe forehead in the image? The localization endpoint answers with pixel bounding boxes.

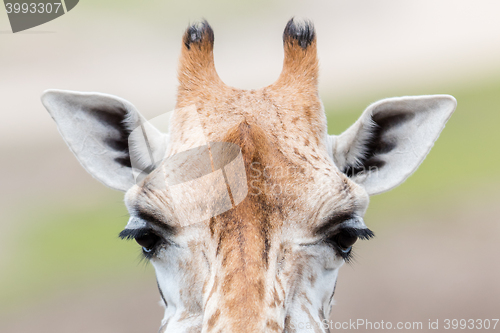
[129,117,362,233]
[171,87,327,152]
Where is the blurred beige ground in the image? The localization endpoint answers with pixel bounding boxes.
[1,0,499,332]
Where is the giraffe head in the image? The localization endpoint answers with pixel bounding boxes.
[42,19,456,333]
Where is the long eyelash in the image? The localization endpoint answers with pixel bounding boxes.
[340,249,354,263]
[138,250,152,265]
[119,227,151,240]
[341,227,375,240]
[140,249,155,261]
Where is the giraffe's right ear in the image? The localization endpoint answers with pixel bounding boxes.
[329,95,456,195]
[42,90,168,192]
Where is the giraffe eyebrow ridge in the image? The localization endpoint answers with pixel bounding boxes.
[135,209,175,232]
[119,226,152,240]
[315,211,356,235]
[137,209,166,226]
[120,209,175,238]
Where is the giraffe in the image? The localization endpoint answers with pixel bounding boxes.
[42,19,456,333]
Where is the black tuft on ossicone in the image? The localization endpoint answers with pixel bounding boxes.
[184,20,214,50]
[283,17,315,49]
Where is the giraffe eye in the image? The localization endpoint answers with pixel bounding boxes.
[119,227,167,259]
[334,232,358,251]
[135,233,161,254]
[326,231,356,262]
[325,227,375,262]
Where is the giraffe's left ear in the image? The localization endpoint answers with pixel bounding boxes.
[42,90,168,191]
[329,95,456,195]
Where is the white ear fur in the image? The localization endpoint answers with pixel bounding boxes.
[42,89,167,191]
[330,95,456,195]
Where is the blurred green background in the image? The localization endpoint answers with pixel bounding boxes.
[1,1,499,332]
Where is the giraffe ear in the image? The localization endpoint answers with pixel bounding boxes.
[42,90,168,192]
[329,95,456,195]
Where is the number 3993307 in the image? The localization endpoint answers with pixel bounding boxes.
[5,3,62,14]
